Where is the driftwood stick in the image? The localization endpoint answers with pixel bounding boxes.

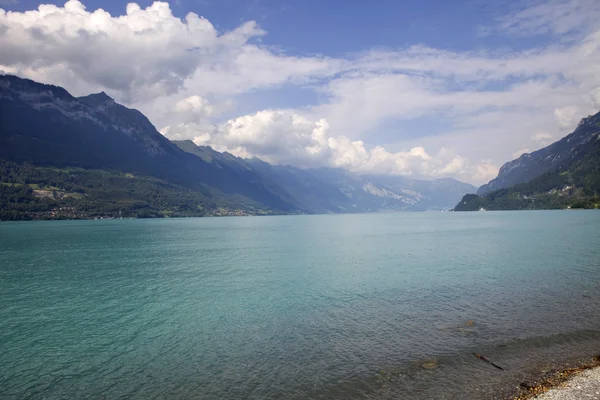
[473,353,505,370]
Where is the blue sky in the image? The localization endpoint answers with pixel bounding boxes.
[7,0,548,54]
[1,0,600,183]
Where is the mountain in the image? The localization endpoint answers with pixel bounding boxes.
[174,141,476,213]
[358,174,477,211]
[296,168,476,212]
[0,75,476,219]
[0,75,297,214]
[477,112,600,196]
[238,159,352,213]
[455,111,600,211]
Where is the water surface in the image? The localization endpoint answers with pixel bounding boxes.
[1,211,599,399]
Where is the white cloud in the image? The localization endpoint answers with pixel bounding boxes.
[532,132,552,141]
[162,110,499,183]
[0,1,337,102]
[494,0,600,37]
[532,132,554,147]
[2,0,600,185]
[473,160,501,183]
[191,110,333,168]
[554,106,580,128]
[160,123,212,143]
[512,148,531,158]
[174,96,214,119]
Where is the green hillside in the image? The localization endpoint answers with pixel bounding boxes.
[454,138,600,211]
[0,161,274,220]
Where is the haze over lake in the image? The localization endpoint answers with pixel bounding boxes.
[1,211,600,399]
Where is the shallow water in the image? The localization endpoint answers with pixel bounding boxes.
[1,211,599,399]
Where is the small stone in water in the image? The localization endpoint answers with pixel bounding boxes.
[422,360,439,370]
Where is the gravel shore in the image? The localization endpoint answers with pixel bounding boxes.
[534,367,600,400]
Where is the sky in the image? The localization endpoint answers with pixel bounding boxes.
[1,0,600,184]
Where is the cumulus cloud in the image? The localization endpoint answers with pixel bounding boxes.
[169,95,235,123]
[0,1,336,101]
[2,0,600,184]
[296,27,600,173]
[554,106,580,128]
[172,111,333,167]
[473,160,501,183]
[160,123,212,143]
[174,96,214,118]
[162,110,498,182]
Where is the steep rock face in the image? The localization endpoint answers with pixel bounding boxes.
[1,75,188,174]
[455,111,600,211]
[1,75,478,215]
[77,92,169,157]
[0,75,297,211]
[478,112,600,195]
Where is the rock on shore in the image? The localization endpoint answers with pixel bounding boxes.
[535,367,600,400]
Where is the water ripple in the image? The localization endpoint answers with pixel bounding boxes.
[1,211,599,399]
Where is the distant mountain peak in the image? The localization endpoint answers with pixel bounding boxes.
[93,91,112,100]
[78,91,115,108]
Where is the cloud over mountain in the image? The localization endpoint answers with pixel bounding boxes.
[2,0,600,184]
[161,110,495,181]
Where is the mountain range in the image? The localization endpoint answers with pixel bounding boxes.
[455,111,600,211]
[0,75,475,220]
[174,140,476,213]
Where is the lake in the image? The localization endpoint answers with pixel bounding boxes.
[1,211,599,399]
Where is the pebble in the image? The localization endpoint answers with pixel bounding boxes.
[535,367,600,400]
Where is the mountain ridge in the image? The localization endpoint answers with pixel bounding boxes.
[455,111,600,211]
[1,74,476,219]
[477,112,600,196]
[173,140,477,213]
[0,74,299,213]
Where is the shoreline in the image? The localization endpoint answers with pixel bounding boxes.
[2,207,599,222]
[508,355,600,399]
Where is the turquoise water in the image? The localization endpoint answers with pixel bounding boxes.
[1,211,600,399]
